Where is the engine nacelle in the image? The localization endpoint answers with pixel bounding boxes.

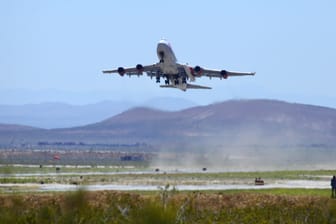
[136,64,144,73]
[117,67,125,76]
[193,65,202,76]
[221,70,228,79]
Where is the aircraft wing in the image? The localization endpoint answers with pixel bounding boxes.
[201,68,255,79]
[102,64,160,77]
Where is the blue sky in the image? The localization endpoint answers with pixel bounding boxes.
[1,0,336,107]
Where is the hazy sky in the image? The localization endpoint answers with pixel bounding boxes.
[1,0,336,107]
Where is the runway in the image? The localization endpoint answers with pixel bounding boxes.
[0,179,329,192]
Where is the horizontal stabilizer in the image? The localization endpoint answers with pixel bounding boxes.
[186,83,212,89]
[160,84,211,90]
[160,84,175,88]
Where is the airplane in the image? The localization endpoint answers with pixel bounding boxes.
[102,39,255,91]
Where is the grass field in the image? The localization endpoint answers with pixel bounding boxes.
[1,166,336,223]
[1,189,336,223]
[0,164,143,174]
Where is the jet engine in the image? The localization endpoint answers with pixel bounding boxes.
[117,67,125,76]
[136,64,144,73]
[193,66,202,76]
[221,70,228,79]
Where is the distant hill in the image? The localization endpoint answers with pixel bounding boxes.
[0,97,197,128]
[71,99,336,147]
[0,123,41,132]
[1,99,336,150]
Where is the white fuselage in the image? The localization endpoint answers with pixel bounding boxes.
[157,40,179,74]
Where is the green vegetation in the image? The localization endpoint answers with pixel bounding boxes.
[0,165,334,223]
[0,164,149,174]
[0,190,336,223]
[213,188,332,197]
[1,165,335,177]
[165,169,336,180]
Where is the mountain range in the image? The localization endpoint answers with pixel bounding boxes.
[1,99,336,151]
[0,97,197,128]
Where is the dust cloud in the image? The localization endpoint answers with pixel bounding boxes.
[150,126,336,171]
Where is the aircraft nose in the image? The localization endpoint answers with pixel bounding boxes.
[157,39,169,52]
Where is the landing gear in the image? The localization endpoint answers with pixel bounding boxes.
[156,77,160,83]
[182,77,187,84]
[174,79,179,85]
[165,79,169,85]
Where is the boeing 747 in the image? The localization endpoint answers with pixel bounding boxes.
[103,40,255,91]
